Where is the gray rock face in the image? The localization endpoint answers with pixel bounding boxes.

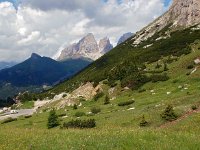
[117,32,134,45]
[99,37,113,54]
[132,0,200,45]
[57,33,113,61]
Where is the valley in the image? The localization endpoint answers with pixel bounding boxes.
[1,0,200,149]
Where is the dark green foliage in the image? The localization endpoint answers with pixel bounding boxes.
[191,105,198,110]
[163,63,169,71]
[155,63,162,69]
[1,117,17,124]
[91,107,101,114]
[24,115,32,119]
[47,109,59,129]
[93,92,104,101]
[118,100,135,106]
[187,64,194,69]
[161,105,177,122]
[73,104,78,110]
[138,88,146,93]
[63,119,96,129]
[151,74,169,83]
[139,115,149,127]
[75,112,86,117]
[104,95,110,105]
[18,92,37,102]
[121,73,150,90]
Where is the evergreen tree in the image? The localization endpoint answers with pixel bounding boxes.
[164,63,169,71]
[161,105,177,121]
[139,115,148,127]
[73,104,78,110]
[104,95,110,105]
[47,109,59,129]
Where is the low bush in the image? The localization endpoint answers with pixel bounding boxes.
[187,64,194,69]
[139,115,149,127]
[91,107,101,114]
[191,105,198,110]
[93,92,104,101]
[161,105,177,122]
[151,74,169,83]
[24,115,32,119]
[118,100,135,106]
[75,112,86,117]
[63,119,96,129]
[73,104,78,110]
[104,95,110,105]
[1,117,17,124]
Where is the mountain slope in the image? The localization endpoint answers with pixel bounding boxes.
[0,62,16,70]
[0,53,91,87]
[38,0,200,98]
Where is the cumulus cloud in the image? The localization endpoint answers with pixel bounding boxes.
[0,0,169,62]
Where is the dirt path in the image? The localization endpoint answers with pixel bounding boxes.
[159,107,200,128]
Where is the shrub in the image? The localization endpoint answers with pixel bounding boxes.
[63,119,96,129]
[151,74,169,83]
[138,88,146,93]
[164,63,169,71]
[94,92,104,101]
[187,64,194,69]
[104,95,110,105]
[155,63,162,69]
[24,115,32,119]
[191,105,198,110]
[75,112,86,117]
[161,105,177,121]
[73,104,78,110]
[47,109,59,129]
[139,115,149,127]
[118,100,135,106]
[91,107,101,114]
[1,117,17,124]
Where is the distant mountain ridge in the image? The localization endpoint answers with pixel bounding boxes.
[117,32,134,45]
[0,53,91,87]
[0,61,16,70]
[57,33,113,61]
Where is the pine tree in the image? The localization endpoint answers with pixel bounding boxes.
[164,63,169,71]
[47,109,59,129]
[104,95,110,105]
[161,105,177,121]
[73,104,78,110]
[139,115,148,127]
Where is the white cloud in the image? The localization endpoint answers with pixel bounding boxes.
[0,0,169,62]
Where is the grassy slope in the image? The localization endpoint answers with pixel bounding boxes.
[1,41,200,149]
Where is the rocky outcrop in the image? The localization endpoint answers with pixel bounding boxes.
[57,33,113,61]
[99,37,113,54]
[132,0,200,45]
[117,32,134,45]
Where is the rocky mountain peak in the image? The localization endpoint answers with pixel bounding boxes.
[57,34,113,61]
[117,32,134,45]
[132,0,200,45]
[99,37,113,54]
